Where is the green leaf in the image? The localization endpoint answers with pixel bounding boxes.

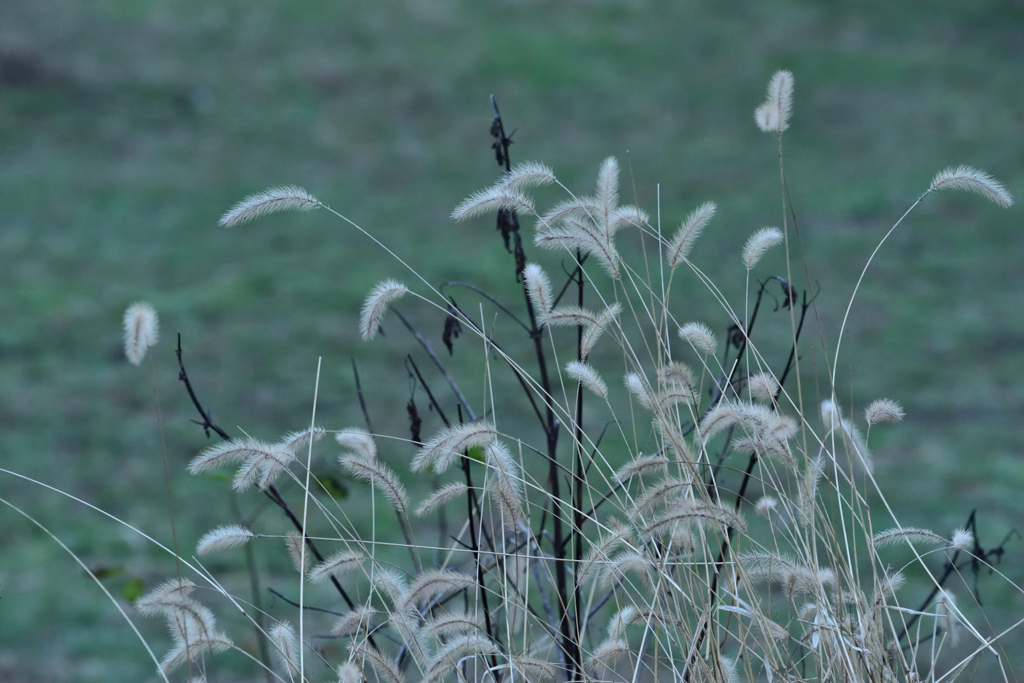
[122,578,145,602]
[90,565,125,580]
[317,474,349,500]
[466,445,485,463]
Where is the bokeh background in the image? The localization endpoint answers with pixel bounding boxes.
[2,1,1022,680]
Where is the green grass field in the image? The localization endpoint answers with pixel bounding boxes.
[2,1,1023,679]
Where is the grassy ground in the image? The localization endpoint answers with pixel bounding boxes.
[1,0,1022,679]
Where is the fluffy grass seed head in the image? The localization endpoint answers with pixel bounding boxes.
[335,427,378,460]
[285,531,310,573]
[509,656,558,683]
[197,524,254,555]
[666,201,716,270]
[625,372,658,413]
[219,186,319,227]
[742,226,784,270]
[360,279,409,341]
[332,606,378,637]
[755,70,794,133]
[135,578,197,615]
[872,526,946,549]
[937,590,962,645]
[614,454,669,483]
[269,621,301,676]
[123,302,159,366]
[928,165,1013,208]
[678,321,718,356]
[452,185,535,222]
[338,662,363,683]
[416,481,469,516]
[755,496,777,517]
[401,570,476,612]
[865,398,905,425]
[412,421,497,473]
[951,526,974,552]
[523,262,553,316]
[308,548,365,584]
[281,426,326,453]
[580,302,622,359]
[339,454,408,516]
[534,221,622,278]
[749,371,780,403]
[351,642,405,683]
[585,639,629,676]
[565,360,608,400]
[538,304,600,329]
[500,161,557,192]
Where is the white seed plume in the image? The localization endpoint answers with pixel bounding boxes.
[820,399,872,472]
[625,372,658,412]
[596,157,620,234]
[270,621,301,677]
[679,321,717,355]
[523,263,553,316]
[699,400,741,443]
[339,455,408,515]
[123,302,159,366]
[416,481,469,516]
[748,371,780,403]
[135,578,197,614]
[666,201,716,270]
[742,226,784,270]
[611,204,649,233]
[280,426,326,453]
[740,552,836,598]
[219,185,320,227]
[754,70,794,133]
[501,161,556,191]
[188,438,273,474]
[337,662,363,683]
[614,454,669,483]
[937,590,962,645]
[951,527,974,552]
[332,606,378,636]
[539,197,600,226]
[534,222,621,278]
[876,570,906,598]
[565,361,608,399]
[425,634,498,683]
[509,656,558,683]
[351,642,405,683]
[335,427,378,460]
[401,570,476,611]
[643,499,746,537]
[580,303,622,359]
[360,279,409,341]
[452,185,535,221]
[232,444,294,492]
[308,548,365,584]
[285,531,310,573]
[486,440,526,530]
[928,165,1013,208]
[755,496,777,517]
[631,478,693,516]
[412,421,497,473]
[422,611,483,639]
[196,524,254,555]
[585,639,629,676]
[864,398,905,425]
[872,527,946,549]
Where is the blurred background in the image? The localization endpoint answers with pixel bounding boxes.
[1,0,1022,680]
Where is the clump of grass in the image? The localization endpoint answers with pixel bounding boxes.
[24,74,1022,682]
